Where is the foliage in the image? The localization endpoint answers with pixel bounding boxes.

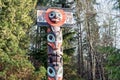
[1,0,119,80]
[63,28,76,56]
[32,66,47,80]
[63,54,83,80]
[97,46,120,80]
[105,47,120,80]
[0,0,40,80]
[37,0,49,6]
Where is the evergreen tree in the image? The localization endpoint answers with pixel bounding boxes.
[0,0,38,80]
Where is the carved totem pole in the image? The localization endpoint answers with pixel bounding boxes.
[37,6,75,80]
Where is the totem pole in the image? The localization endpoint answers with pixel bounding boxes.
[37,6,75,80]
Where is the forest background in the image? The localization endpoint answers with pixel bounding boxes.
[0,0,120,80]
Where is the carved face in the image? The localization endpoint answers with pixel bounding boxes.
[45,8,66,27]
[49,11,62,23]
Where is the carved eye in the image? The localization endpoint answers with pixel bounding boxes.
[49,11,56,19]
[47,66,55,77]
[47,33,55,42]
[57,13,61,17]
[56,13,62,19]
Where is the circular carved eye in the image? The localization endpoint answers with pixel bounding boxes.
[47,33,55,42]
[47,66,55,77]
[49,11,56,19]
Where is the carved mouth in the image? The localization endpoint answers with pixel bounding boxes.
[51,18,61,23]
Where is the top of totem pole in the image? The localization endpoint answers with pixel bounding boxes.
[37,7,75,27]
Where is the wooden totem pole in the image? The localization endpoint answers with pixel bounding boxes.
[37,6,75,80]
